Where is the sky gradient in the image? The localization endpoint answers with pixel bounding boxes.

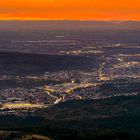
[0,0,140,20]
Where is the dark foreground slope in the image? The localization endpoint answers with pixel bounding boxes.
[0,131,51,140]
[43,96,140,120]
[0,96,140,140]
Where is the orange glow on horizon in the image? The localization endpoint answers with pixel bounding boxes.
[0,0,140,20]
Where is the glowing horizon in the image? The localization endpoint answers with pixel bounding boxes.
[0,0,140,20]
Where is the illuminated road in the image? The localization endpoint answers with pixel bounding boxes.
[44,82,100,104]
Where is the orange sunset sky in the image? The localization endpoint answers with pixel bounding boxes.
[0,0,140,20]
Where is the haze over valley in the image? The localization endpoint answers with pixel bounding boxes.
[0,21,140,140]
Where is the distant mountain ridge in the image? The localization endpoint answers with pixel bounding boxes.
[0,20,140,31]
